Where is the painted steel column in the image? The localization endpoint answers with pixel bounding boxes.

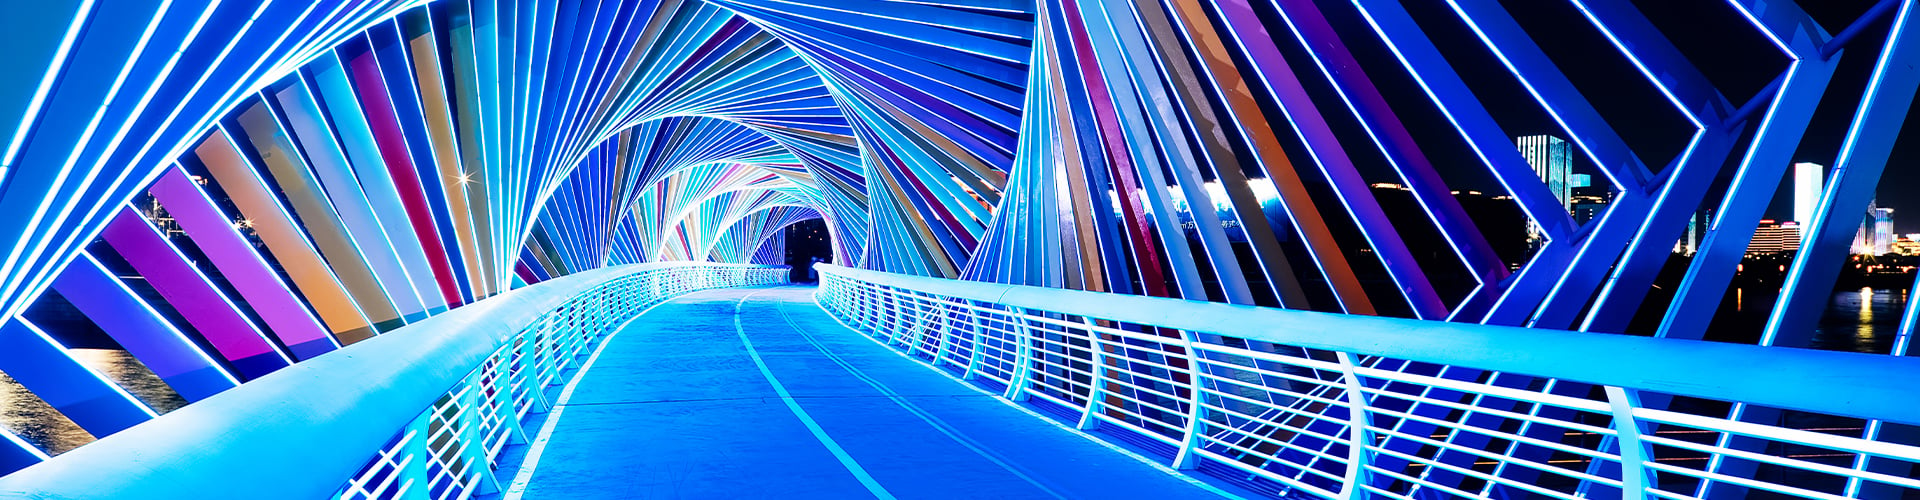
[1766,0,1920,350]
[194,127,379,347]
[306,54,449,314]
[236,99,406,334]
[1707,4,1920,496]
[346,50,466,308]
[100,206,291,379]
[272,78,431,323]
[150,167,345,357]
[1350,0,1576,244]
[1269,0,1509,295]
[50,252,238,402]
[0,318,154,436]
[1656,72,1835,341]
[405,22,492,301]
[1212,0,1448,319]
[0,429,47,476]
[368,22,476,305]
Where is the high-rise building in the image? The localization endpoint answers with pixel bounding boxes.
[1520,135,1573,246]
[1852,200,1879,255]
[1853,222,1871,254]
[1567,174,1612,226]
[1793,163,1824,239]
[1873,207,1895,255]
[1572,197,1608,226]
[1673,210,1711,255]
[1520,135,1573,209]
[1749,220,1803,255]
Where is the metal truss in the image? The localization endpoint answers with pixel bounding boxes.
[0,0,1916,497]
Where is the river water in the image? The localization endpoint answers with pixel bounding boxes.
[0,349,186,455]
[1808,288,1909,354]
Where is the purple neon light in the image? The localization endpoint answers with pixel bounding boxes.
[99,206,289,374]
[49,253,236,401]
[149,167,337,358]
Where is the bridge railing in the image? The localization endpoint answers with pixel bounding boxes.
[815,264,1920,499]
[0,262,786,500]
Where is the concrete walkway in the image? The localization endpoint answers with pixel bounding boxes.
[513,286,1223,499]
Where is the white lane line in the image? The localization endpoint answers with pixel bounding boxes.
[736,288,897,499]
[769,292,1067,499]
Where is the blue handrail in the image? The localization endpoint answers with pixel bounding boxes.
[816,264,1920,425]
[816,263,1920,497]
[0,263,783,499]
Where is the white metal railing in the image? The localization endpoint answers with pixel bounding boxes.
[0,262,786,500]
[815,264,1920,499]
[333,264,787,500]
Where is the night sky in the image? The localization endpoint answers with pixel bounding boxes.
[1305,0,1915,232]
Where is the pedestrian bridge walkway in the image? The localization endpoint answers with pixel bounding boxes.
[5,264,1920,500]
[509,286,1224,499]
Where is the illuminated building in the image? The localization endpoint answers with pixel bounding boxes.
[1794,162,1824,240]
[1874,207,1896,255]
[1749,220,1803,255]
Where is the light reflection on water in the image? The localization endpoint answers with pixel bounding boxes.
[1809,288,1908,354]
[0,349,187,455]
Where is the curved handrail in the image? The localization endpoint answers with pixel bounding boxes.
[817,263,1920,498]
[818,264,1920,424]
[0,263,783,499]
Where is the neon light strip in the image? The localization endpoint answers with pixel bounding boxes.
[99,206,290,379]
[50,251,238,401]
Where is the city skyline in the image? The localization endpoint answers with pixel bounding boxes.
[1320,1,1915,237]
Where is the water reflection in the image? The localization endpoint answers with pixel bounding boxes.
[1809,288,1907,354]
[0,349,186,455]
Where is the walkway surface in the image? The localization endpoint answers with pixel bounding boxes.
[513,286,1222,499]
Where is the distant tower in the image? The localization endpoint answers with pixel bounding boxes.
[1873,207,1895,255]
[1854,200,1878,255]
[1519,135,1572,246]
[1793,163,1823,241]
[1674,210,1709,255]
[1519,135,1573,209]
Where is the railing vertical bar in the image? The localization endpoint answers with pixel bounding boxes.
[1076,317,1109,431]
[1171,327,1207,470]
[933,299,954,368]
[963,300,989,381]
[1334,351,1374,498]
[1604,386,1654,499]
[1003,306,1036,402]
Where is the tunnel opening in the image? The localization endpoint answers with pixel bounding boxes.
[783,218,833,283]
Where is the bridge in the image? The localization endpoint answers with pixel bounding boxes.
[0,0,1918,498]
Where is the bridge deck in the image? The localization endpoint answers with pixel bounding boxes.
[511,286,1221,499]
